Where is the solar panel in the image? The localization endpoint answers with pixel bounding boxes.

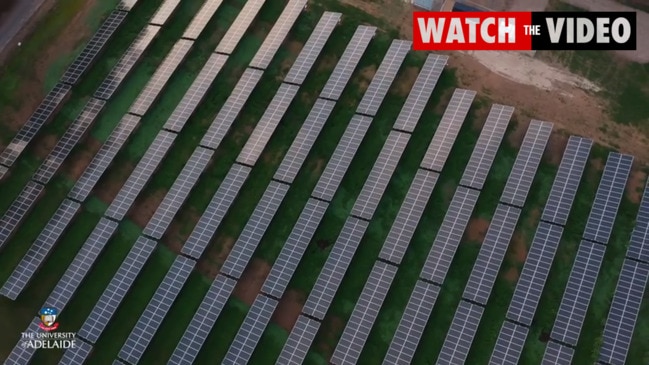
[168,275,236,365]
[551,240,606,346]
[627,178,649,263]
[61,10,128,85]
[500,120,553,207]
[598,259,649,365]
[383,280,441,365]
[0,83,72,167]
[117,0,139,11]
[181,164,251,258]
[261,198,329,299]
[0,181,44,250]
[0,164,8,180]
[419,89,475,172]
[420,186,480,284]
[355,40,411,116]
[392,54,448,133]
[542,341,574,364]
[489,321,529,365]
[223,294,279,365]
[541,136,592,225]
[59,338,93,365]
[144,147,214,239]
[248,0,308,70]
[163,53,228,132]
[273,98,336,183]
[33,98,107,184]
[459,104,513,190]
[119,256,195,364]
[319,25,376,101]
[129,39,194,116]
[78,236,157,344]
[583,153,633,244]
[43,218,118,312]
[105,130,177,220]
[200,69,264,149]
[0,199,81,300]
[331,261,398,365]
[68,114,141,202]
[379,169,439,264]
[276,315,321,365]
[506,222,564,326]
[463,204,521,305]
[4,317,41,365]
[94,25,161,100]
[215,0,266,55]
[351,131,410,220]
[311,114,374,202]
[236,84,300,166]
[283,11,341,85]
[220,181,290,278]
[437,300,484,365]
[148,0,182,26]
[302,217,369,320]
[182,0,225,40]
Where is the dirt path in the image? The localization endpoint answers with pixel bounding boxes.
[0,0,51,64]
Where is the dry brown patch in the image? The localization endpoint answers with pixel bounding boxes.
[626,168,647,204]
[278,40,304,79]
[262,149,284,166]
[507,114,530,149]
[232,258,271,306]
[337,0,414,38]
[544,132,570,165]
[392,67,420,97]
[526,208,541,228]
[354,65,377,93]
[33,134,58,159]
[309,158,326,182]
[587,158,605,182]
[129,190,167,228]
[509,231,528,264]
[196,235,237,278]
[464,217,490,243]
[440,180,456,206]
[503,266,520,283]
[317,54,338,73]
[163,207,201,253]
[316,315,345,360]
[94,162,135,204]
[272,290,305,332]
[63,137,102,180]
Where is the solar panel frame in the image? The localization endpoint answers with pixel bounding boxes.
[489,321,529,365]
[1,199,81,300]
[283,11,341,85]
[319,25,376,101]
[148,0,182,26]
[627,178,649,263]
[78,236,157,344]
[355,40,411,117]
[0,181,45,249]
[276,315,321,365]
[437,300,484,365]
[181,0,225,40]
[542,341,575,364]
[5,317,41,365]
[215,0,266,55]
[351,131,410,220]
[331,261,398,365]
[59,338,93,365]
[117,0,139,11]
[0,164,8,180]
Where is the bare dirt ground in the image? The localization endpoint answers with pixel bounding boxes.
[129,190,167,228]
[232,258,272,306]
[464,217,490,243]
[63,137,102,180]
[196,235,237,278]
[272,289,306,332]
[626,168,648,204]
[316,315,345,360]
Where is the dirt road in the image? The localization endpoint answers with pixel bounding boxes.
[0,0,49,63]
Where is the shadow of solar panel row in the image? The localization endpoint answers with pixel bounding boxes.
[277,314,321,365]
[148,0,183,26]
[540,135,592,225]
[355,40,411,117]
[215,0,267,55]
[181,0,225,40]
[506,222,564,326]
[59,338,93,365]
[627,178,649,263]
[3,317,41,365]
[0,181,44,250]
[33,97,106,184]
[489,321,529,365]
[437,300,485,364]
[420,88,476,172]
[459,104,513,190]
[598,259,649,365]
[583,153,633,244]
[331,261,398,365]
[550,240,607,346]
[68,114,141,202]
[119,256,196,365]
[393,54,448,133]
[0,199,81,300]
[500,120,553,207]
[542,339,575,364]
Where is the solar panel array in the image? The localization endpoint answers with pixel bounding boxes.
[489,321,529,365]
[540,136,592,225]
[550,240,607,346]
[383,280,441,365]
[223,295,279,364]
[437,301,484,364]
[33,97,107,184]
[319,25,376,101]
[181,0,225,40]
[419,89,476,172]
[249,0,308,69]
[302,218,370,320]
[459,104,513,190]
[627,179,649,263]
[392,54,448,133]
[149,0,182,26]
[500,120,553,207]
[77,237,157,344]
[542,340,575,364]
[598,259,649,365]
[0,181,44,249]
[583,153,633,244]
[215,0,267,55]
[59,338,93,365]
[4,317,42,365]
[276,315,321,365]
[351,131,410,220]
[119,256,195,364]
[331,261,398,365]
[355,40,411,116]
[0,199,81,300]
